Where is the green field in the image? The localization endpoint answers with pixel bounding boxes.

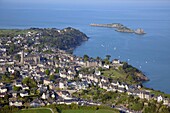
[102,69,126,79]
[16,109,52,113]
[62,109,118,113]
[16,109,118,113]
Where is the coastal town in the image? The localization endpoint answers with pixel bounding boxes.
[0,28,169,113]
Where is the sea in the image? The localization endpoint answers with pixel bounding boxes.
[0,0,170,93]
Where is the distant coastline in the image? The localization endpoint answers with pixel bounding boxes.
[90,23,146,35]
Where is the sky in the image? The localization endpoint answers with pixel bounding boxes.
[1,0,170,5]
[1,0,170,10]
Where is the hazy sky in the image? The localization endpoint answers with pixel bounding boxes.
[1,0,170,4]
[1,0,170,10]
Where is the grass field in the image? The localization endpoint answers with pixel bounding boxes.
[16,109,52,113]
[102,69,126,79]
[62,109,118,113]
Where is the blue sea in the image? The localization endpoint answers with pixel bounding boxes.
[1,0,170,93]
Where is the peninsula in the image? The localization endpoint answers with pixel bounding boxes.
[90,23,146,35]
[0,28,170,113]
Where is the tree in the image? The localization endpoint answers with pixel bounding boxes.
[13,70,20,79]
[130,102,144,111]
[143,103,156,113]
[22,77,37,88]
[83,54,89,61]
[96,56,101,61]
[55,68,59,73]
[45,69,50,75]
[0,105,19,113]
[123,62,128,69]
[104,58,110,65]
[50,74,55,81]
[22,77,30,85]
[13,86,21,91]
[8,43,16,54]
[159,106,170,113]
[14,54,20,61]
[106,55,111,60]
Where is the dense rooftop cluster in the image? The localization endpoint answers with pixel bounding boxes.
[0,28,169,113]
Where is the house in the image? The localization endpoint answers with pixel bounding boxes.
[117,88,125,93]
[112,59,120,64]
[59,81,67,89]
[32,98,45,107]
[157,95,163,102]
[0,93,6,97]
[101,76,108,83]
[79,73,83,78]
[95,70,101,76]
[64,99,79,105]
[9,101,23,106]
[66,74,75,80]
[103,64,110,69]
[0,86,7,93]
[127,90,133,95]
[125,84,129,90]
[59,72,67,78]
[43,79,51,85]
[144,92,151,100]
[111,81,119,86]
[11,92,18,98]
[57,91,72,100]
[102,83,108,90]
[20,91,29,97]
[51,92,57,99]
[85,60,98,67]
[41,92,49,100]
[22,85,29,90]
[138,91,151,100]
[14,80,23,87]
[163,98,170,105]
[118,83,125,89]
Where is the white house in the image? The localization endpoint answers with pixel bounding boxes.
[95,70,101,76]
[9,101,23,106]
[103,64,110,69]
[20,91,29,97]
[59,72,67,78]
[59,82,66,89]
[157,95,163,102]
[43,79,51,85]
[112,59,120,64]
[0,86,7,93]
[41,93,49,100]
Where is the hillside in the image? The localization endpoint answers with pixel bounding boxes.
[0,27,89,51]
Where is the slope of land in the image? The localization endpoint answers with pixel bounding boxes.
[0,27,88,51]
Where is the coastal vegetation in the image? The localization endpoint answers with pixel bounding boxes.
[72,87,170,113]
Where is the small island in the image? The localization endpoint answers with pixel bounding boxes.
[90,23,146,35]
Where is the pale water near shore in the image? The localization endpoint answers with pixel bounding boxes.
[0,1,170,93]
